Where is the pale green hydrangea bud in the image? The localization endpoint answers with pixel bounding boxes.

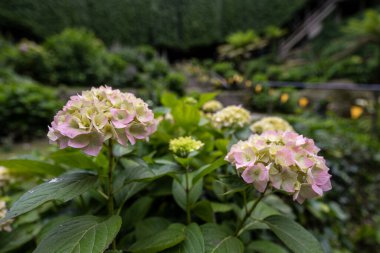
[211,105,251,129]
[184,97,198,105]
[250,117,293,134]
[202,100,223,113]
[169,136,204,157]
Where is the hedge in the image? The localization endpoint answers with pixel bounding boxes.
[0,0,306,49]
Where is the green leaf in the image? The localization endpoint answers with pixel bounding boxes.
[189,178,203,206]
[161,91,179,108]
[264,215,324,253]
[36,216,72,244]
[125,197,153,229]
[217,175,249,195]
[49,149,98,169]
[201,224,244,253]
[264,195,295,218]
[193,201,214,223]
[135,217,171,240]
[113,144,134,157]
[34,215,121,253]
[214,139,229,153]
[197,92,218,107]
[0,159,64,176]
[247,240,288,253]
[0,223,42,253]
[1,171,97,222]
[130,223,186,253]
[193,157,227,184]
[120,158,179,182]
[114,180,148,207]
[172,176,203,211]
[172,102,200,131]
[239,202,280,233]
[164,223,205,253]
[172,178,187,210]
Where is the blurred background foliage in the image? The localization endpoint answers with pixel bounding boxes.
[0,0,305,49]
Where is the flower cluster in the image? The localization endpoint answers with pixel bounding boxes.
[211,105,251,129]
[250,117,293,134]
[0,166,9,188]
[202,100,223,113]
[169,136,204,157]
[226,130,332,203]
[0,201,12,232]
[48,86,158,156]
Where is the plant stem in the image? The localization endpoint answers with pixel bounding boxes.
[234,186,268,236]
[107,140,116,249]
[107,140,114,215]
[185,165,191,224]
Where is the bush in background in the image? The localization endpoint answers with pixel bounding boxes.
[43,28,117,86]
[0,81,62,142]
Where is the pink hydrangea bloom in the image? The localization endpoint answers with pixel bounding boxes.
[48,86,158,156]
[225,130,332,204]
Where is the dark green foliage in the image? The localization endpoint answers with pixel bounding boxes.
[0,0,306,50]
[0,81,62,142]
[212,62,237,78]
[43,28,116,86]
[6,40,54,83]
[165,72,186,95]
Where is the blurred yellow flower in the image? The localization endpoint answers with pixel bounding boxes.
[350,105,363,119]
[245,80,252,88]
[299,97,309,108]
[233,74,243,83]
[280,93,289,104]
[255,84,262,93]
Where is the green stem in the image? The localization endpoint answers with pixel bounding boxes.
[185,165,191,224]
[107,140,114,215]
[107,140,116,249]
[234,186,268,236]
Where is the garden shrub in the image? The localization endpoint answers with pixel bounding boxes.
[211,62,237,78]
[43,28,116,86]
[165,71,186,95]
[0,81,62,142]
[7,40,54,83]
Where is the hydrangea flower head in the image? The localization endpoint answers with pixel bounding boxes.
[202,100,223,113]
[226,130,332,203]
[169,136,204,157]
[211,105,251,129]
[48,86,158,156]
[0,201,12,232]
[250,117,294,134]
[0,166,9,188]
